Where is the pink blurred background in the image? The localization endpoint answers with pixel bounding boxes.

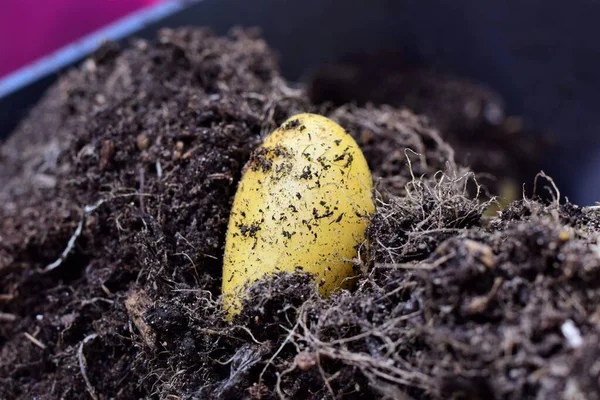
[0,0,163,79]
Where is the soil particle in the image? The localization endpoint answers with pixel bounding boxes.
[1,27,599,400]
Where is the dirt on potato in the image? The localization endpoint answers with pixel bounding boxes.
[2,27,600,400]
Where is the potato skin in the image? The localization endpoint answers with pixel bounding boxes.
[222,113,374,316]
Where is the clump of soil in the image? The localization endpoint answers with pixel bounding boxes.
[2,27,600,400]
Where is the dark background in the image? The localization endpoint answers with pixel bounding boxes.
[2,0,600,204]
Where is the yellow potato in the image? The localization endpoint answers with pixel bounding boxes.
[222,113,374,317]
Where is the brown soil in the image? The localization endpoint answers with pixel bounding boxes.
[2,28,599,400]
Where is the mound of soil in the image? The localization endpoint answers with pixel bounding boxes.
[307,51,548,199]
[2,27,600,400]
